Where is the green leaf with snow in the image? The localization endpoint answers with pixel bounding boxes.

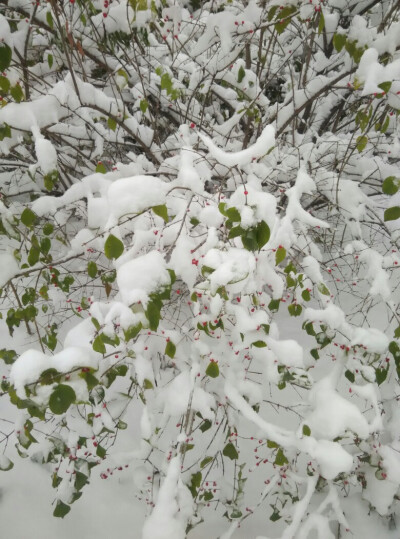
[318,283,330,296]
[274,447,288,466]
[0,456,14,471]
[378,81,392,93]
[288,303,302,317]
[49,385,76,415]
[152,204,168,223]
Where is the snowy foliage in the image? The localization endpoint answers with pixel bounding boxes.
[1,0,400,537]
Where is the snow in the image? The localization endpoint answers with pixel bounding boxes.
[306,374,370,440]
[266,337,304,368]
[0,252,19,287]
[142,458,187,539]
[106,175,167,225]
[116,250,171,306]
[32,126,58,174]
[199,124,275,168]
[10,347,98,399]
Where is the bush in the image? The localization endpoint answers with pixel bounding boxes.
[0,0,400,536]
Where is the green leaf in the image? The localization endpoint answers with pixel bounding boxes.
[384,206,400,222]
[225,207,241,222]
[124,323,142,341]
[228,226,245,239]
[242,229,258,251]
[267,5,278,21]
[143,378,153,389]
[252,340,267,348]
[318,283,330,296]
[49,385,76,415]
[107,117,117,131]
[152,204,168,223]
[46,11,54,29]
[92,335,106,354]
[160,72,172,93]
[74,471,89,491]
[200,419,212,433]
[200,456,213,469]
[206,361,219,378]
[53,500,70,518]
[310,348,319,360]
[256,221,270,249]
[223,442,238,460]
[345,369,355,383]
[378,81,392,93]
[302,425,311,437]
[189,471,202,498]
[0,348,17,365]
[28,246,40,267]
[96,444,106,458]
[333,33,346,52]
[268,298,281,312]
[303,321,316,336]
[140,99,148,113]
[356,135,368,153]
[0,44,12,72]
[146,300,161,331]
[274,447,288,466]
[165,340,176,358]
[275,246,286,265]
[288,304,302,317]
[47,53,53,69]
[270,510,281,522]
[40,237,51,254]
[237,66,246,84]
[87,261,97,278]
[80,371,99,390]
[0,75,10,93]
[318,12,325,35]
[21,208,37,227]
[104,234,124,259]
[43,170,58,191]
[10,84,23,103]
[275,18,291,34]
[301,289,311,301]
[96,162,107,174]
[375,367,388,386]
